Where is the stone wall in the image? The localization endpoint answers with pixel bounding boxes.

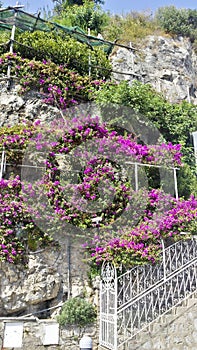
[0,318,99,350]
[129,295,197,350]
[1,295,197,350]
[0,87,61,127]
[0,236,99,317]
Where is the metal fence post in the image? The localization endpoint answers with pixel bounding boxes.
[161,238,166,281]
[7,2,24,89]
[114,266,118,350]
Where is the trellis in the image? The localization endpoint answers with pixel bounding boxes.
[0,149,179,200]
[0,2,140,87]
[0,4,113,53]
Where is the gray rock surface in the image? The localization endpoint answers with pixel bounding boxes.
[111,35,197,104]
[0,240,91,317]
[0,89,61,127]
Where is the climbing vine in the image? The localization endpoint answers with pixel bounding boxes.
[0,117,195,265]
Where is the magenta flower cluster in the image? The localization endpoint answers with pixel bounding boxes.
[84,192,197,267]
[0,118,190,265]
[0,53,106,110]
[0,52,194,267]
[0,175,54,263]
[0,176,25,262]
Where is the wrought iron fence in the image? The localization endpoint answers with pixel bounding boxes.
[100,238,197,350]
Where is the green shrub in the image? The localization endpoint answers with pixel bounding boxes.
[155,6,197,42]
[177,164,197,198]
[13,31,111,79]
[0,31,10,54]
[92,80,197,197]
[102,11,159,44]
[57,297,96,327]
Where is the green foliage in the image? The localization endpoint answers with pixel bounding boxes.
[0,31,10,55]
[53,0,104,12]
[155,6,197,42]
[0,52,107,109]
[54,0,108,33]
[13,31,111,78]
[177,164,197,198]
[92,80,197,197]
[102,11,159,44]
[93,80,197,145]
[57,297,96,327]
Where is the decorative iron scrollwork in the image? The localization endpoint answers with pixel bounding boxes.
[100,239,197,350]
[101,261,116,290]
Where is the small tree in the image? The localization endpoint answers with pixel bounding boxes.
[57,297,97,329]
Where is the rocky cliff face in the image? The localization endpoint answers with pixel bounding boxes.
[111,35,197,104]
[0,34,196,317]
[0,89,61,127]
[0,237,95,318]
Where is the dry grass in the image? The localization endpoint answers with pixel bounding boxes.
[102,11,163,46]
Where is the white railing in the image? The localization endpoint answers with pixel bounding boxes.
[100,238,197,350]
[117,238,197,307]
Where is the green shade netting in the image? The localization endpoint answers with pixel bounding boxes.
[0,7,113,54]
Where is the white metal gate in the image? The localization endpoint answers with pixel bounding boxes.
[100,262,117,350]
[100,238,197,350]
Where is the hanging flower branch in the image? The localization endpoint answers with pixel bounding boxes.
[84,194,197,268]
[0,52,106,109]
